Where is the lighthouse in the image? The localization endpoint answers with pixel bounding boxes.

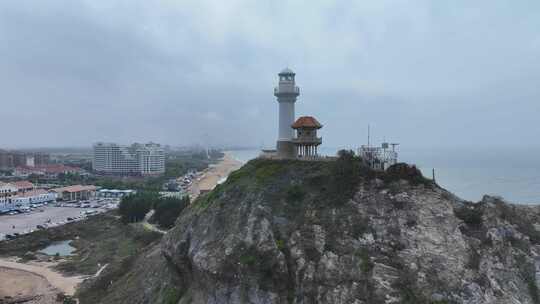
[274,68,300,158]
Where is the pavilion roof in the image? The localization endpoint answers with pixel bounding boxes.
[292,116,322,129]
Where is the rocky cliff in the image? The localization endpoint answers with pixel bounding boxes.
[83,157,540,304]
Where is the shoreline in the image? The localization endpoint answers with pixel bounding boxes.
[188,152,243,200]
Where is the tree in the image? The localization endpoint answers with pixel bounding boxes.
[151,196,190,229]
[118,192,159,223]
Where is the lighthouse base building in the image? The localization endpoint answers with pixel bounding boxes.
[276,141,297,159]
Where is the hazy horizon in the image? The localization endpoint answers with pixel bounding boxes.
[1,1,539,149]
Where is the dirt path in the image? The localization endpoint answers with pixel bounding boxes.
[141,210,167,234]
[0,258,83,296]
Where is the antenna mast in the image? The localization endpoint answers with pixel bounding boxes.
[367,124,370,148]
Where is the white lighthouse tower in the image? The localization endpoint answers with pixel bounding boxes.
[274,68,300,158]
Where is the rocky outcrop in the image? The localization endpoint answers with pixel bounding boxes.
[98,158,540,304]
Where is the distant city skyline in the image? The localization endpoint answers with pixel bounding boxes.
[1,1,539,149]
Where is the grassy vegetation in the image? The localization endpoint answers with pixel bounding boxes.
[56,219,162,276]
[255,162,285,184]
[0,212,162,277]
[192,183,224,212]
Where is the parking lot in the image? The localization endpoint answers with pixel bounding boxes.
[0,199,118,240]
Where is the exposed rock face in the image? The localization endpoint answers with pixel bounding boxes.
[103,159,540,304]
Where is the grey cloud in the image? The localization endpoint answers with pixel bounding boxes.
[0,0,538,149]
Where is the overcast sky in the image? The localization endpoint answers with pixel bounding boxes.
[0,0,539,149]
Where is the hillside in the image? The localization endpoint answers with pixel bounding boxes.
[80,157,540,304]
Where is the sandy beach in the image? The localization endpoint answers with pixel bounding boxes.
[189,152,243,200]
[0,258,83,303]
[0,266,56,302]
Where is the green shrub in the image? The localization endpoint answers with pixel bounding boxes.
[239,254,257,266]
[162,287,182,304]
[63,296,77,304]
[355,248,374,273]
[454,204,483,227]
[275,239,285,251]
[383,163,432,186]
[286,185,306,202]
[466,249,481,270]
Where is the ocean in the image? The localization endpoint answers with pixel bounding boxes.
[227,147,540,205]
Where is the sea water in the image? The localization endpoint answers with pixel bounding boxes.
[227,147,540,205]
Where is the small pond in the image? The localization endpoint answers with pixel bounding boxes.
[38,240,76,256]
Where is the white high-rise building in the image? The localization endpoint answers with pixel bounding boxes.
[136,143,166,176]
[93,142,165,176]
[274,68,300,158]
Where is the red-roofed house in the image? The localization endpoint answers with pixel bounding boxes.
[14,164,83,178]
[11,181,35,193]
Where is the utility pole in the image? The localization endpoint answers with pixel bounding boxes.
[367,124,370,148]
[432,168,436,183]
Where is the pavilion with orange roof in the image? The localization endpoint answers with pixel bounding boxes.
[291,116,323,159]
